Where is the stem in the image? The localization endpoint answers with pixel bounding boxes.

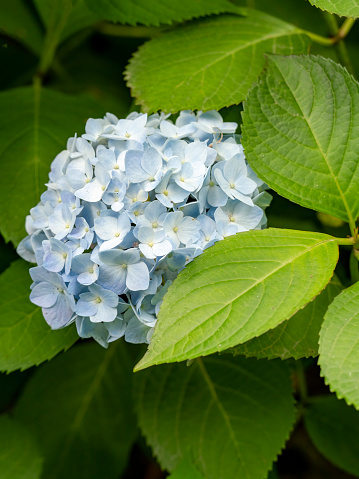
[38,2,72,76]
[350,249,359,283]
[300,16,356,51]
[323,13,356,76]
[336,237,357,246]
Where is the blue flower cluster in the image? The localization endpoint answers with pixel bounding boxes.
[17,110,271,347]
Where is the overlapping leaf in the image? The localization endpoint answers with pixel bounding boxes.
[84,0,241,26]
[0,415,42,479]
[242,55,359,225]
[0,85,106,245]
[319,280,359,408]
[232,278,342,360]
[135,229,339,371]
[304,395,359,476]
[15,341,137,479]
[0,260,77,373]
[309,0,359,17]
[125,10,310,113]
[135,356,296,479]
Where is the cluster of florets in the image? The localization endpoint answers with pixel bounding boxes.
[17,110,271,347]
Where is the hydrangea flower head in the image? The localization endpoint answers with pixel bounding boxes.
[17,110,271,347]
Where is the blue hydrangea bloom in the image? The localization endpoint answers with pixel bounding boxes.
[17,110,271,347]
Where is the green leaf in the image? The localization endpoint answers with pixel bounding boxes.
[0,260,77,373]
[84,0,241,26]
[34,0,100,43]
[0,84,107,245]
[125,10,310,113]
[304,395,359,476]
[0,415,42,479]
[135,356,296,479]
[15,341,138,479]
[0,0,44,55]
[242,54,359,226]
[309,0,359,17]
[319,280,359,408]
[167,456,205,479]
[232,277,342,360]
[135,229,339,371]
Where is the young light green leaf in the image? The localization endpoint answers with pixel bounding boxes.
[242,55,359,226]
[15,341,138,479]
[0,260,77,373]
[84,0,242,26]
[0,415,42,479]
[167,456,205,479]
[319,280,359,409]
[135,356,296,479]
[309,0,359,17]
[0,84,106,245]
[125,10,310,113]
[304,395,359,476]
[135,229,339,371]
[0,0,44,55]
[232,277,342,360]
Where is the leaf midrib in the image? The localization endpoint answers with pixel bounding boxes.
[137,236,337,368]
[272,61,355,228]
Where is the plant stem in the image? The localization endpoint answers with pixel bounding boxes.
[323,13,356,76]
[38,2,72,76]
[336,236,357,246]
[350,249,359,283]
[301,16,356,53]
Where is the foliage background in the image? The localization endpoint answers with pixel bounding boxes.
[1,0,359,478]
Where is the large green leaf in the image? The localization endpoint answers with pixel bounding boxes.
[0,415,42,479]
[232,277,342,360]
[0,0,44,55]
[15,341,137,479]
[125,10,310,113]
[319,280,359,408]
[0,260,77,373]
[304,395,359,476]
[309,0,359,17]
[242,54,359,226]
[135,356,296,479]
[135,229,339,371]
[84,0,241,26]
[0,85,107,245]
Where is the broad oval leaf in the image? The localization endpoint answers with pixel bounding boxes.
[0,415,42,479]
[84,0,241,26]
[319,280,359,408]
[232,277,342,360]
[309,0,359,17]
[15,341,138,479]
[135,229,339,371]
[0,260,77,373]
[242,54,359,225]
[125,10,310,113]
[304,395,359,476]
[135,356,296,479]
[0,85,107,245]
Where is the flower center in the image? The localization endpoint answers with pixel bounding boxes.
[173,226,178,232]
[96,297,102,303]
